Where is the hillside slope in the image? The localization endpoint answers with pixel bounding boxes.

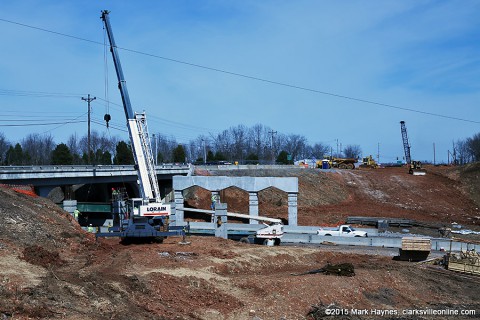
[190,165,479,229]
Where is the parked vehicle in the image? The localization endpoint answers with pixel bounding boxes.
[316,225,368,237]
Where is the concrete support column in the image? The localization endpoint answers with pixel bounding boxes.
[173,190,184,226]
[287,193,298,226]
[214,202,228,239]
[248,192,259,224]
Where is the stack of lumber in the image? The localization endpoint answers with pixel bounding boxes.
[397,237,431,262]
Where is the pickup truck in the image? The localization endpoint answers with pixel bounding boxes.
[316,225,368,237]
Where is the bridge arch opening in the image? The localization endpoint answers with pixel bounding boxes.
[258,186,289,224]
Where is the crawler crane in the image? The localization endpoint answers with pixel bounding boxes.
[400,121,426,175]
[98,10,185,242]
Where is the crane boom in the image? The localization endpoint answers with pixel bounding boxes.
[101,10,161,203]
[400,121,411,164]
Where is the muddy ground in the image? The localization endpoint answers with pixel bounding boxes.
[1,164,480,319]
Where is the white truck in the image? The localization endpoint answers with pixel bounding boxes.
[316,225,368,237]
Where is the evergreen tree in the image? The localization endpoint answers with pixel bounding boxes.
[51,143,73,165]
[113,141,134,165]
[101,151,112,165]
[5,143,25,165]
[276,150,292,165]
[173,145,186,163]
[156,151,164,164]
[206,150,215,162]
[214,151,226,161]
[245,153,259,164]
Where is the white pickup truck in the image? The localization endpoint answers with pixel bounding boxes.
[316,225,368,237]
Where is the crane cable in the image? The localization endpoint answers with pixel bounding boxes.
[103,24,111,129]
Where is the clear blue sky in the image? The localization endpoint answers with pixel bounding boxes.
[0,0,479,163]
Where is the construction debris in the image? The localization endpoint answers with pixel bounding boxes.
[448,250,480,276]
[291,263,355,277]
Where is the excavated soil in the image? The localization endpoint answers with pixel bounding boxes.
[1,164,480,319]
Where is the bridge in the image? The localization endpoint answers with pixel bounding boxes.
[0,164,192,199]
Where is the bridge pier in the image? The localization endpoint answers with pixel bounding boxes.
[172,176,298,226]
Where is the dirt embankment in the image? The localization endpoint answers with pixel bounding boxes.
[193,165,480,228]
[1,164,480,319]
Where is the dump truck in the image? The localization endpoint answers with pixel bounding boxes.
[316,225,368,237]
[317,157,356,169]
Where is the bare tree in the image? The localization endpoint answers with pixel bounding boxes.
[0,132,9,165]
[22,133,55,165]
[230,125,248,162]
[248,124,270,161]
[155,133,177,163]
[454,139,470,165]
[79,130,118,160]
[467,133,480,162]
[343,144,362,159]
[283,134,308,161]
[311,143,330,159]
[212,129,233,160]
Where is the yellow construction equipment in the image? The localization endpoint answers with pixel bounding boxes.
[360,155,378,169]
[317,156,356,169]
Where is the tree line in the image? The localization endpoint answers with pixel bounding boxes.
[0,124,479,166]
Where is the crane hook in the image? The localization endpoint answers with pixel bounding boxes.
[104,114,111,128]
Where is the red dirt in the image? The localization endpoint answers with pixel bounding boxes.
[1,164,480,319]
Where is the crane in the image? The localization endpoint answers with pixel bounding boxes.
[98,10,185,241]
[400,121,425,175]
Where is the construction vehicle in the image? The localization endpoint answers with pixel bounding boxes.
[316,225,368,237]
[359,155,378,169]
[97,10,185,242]
[317,156,356,169]
[178,207,284,245]
[229,212,284,246]
[400,121,426,175]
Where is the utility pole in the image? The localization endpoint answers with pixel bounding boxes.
[433,142,436,165]
[336,139,339,157]
[152,134,157,165]
[81,94,96,164]
[377,143,380,164]
[202,139,207,164]
[269,130,277,164]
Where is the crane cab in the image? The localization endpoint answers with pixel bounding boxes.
[128,198,171,217]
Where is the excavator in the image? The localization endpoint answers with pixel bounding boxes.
[97,11,186,242]
[400,121,426,176]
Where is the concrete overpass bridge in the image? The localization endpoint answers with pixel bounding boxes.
[0,164,192,202]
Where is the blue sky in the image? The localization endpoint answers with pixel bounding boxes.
[0,0,479,163]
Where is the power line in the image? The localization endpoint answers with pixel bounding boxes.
[0,120,86,127]
[0,88,85,98]
[42,112,89,135]
[93,97,216,133]
[1,17,478,124]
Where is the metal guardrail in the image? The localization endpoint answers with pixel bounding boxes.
[185,221,479,252]
[0,164,190,171]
